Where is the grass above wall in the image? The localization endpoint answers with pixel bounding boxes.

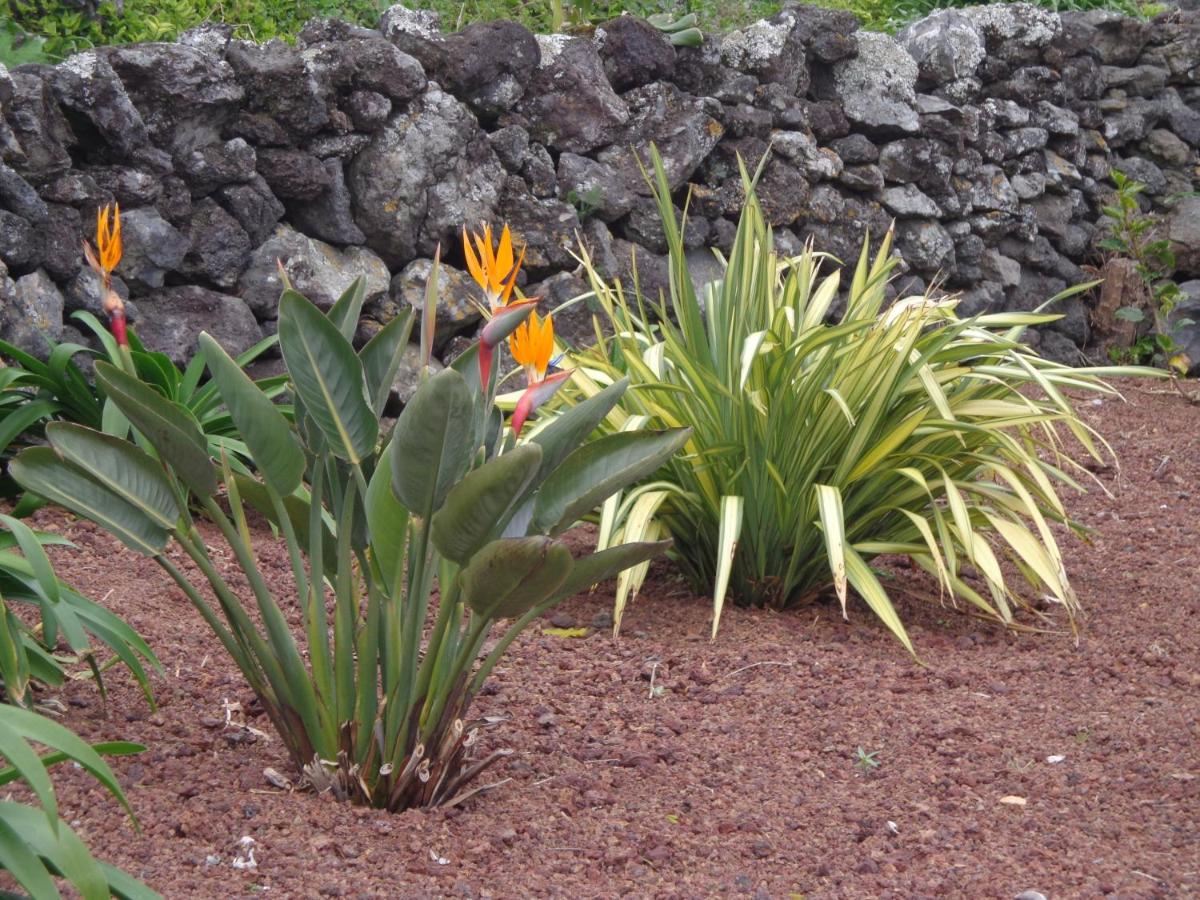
[4,0,1166,65]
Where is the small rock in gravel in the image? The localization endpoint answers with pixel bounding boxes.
[549,611,576,628]
[1014,892,1048,900]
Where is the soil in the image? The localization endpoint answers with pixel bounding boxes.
[14,380,1200,898]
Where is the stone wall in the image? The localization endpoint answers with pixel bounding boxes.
[1,2,1198,392]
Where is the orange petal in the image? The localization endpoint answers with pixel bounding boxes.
[463,226,484,287]
[498,243,524,306]
[496,224,514,286]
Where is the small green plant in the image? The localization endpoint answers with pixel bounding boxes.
[854,746,881,774]
[554,145,1154,650]
[565,185,604,221]
[0,514,161,705]
[0,704,157,899]
[646,11,703,46]
[12,261,686,810]
[1099,170,1192,375]
[0,515,159,897]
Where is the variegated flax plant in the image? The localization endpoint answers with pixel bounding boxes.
[556,146,1156,651]
[10,240,688,811]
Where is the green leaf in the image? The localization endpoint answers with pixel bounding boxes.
[1114,307,1146,323]
[459,536,573,619]
[532,428,691,535]
[365,449,408,589]
[390,367,474,516]
[0,705,137,824]
[359,310,415,416]
[198,333,304,496]
[44,423,181,529]
[278,290,378,464]
[9,449,168,557]
[549,539,672,602]
[528,377,628,486]
[93,361,217,497]
[431,443,543,564]
[0,811,62,900]
[327,276,367,343]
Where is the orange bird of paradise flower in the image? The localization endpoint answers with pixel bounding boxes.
[82,204,128,347]
[507,310,570,437]
[462,223,570,435]
[463,223,538,390]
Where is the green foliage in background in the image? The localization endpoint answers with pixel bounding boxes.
[4,0,1163,65]
[1,311,286,499]
[1099,170,1193,374]
[555,146,1155,651]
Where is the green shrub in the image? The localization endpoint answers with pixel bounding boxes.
[556,148,1154,650]
[1098,170,1193,374]
[0,704,156,900]
[1,313,284,498]
[11,273,686,809]
[1,513,161,704]
[1,518,159,898]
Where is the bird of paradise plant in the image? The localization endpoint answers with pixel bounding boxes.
[11,255,690,812]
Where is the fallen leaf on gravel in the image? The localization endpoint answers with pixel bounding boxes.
[264,767,293,789]
[999,795,1028,806]
[542,627,590,638]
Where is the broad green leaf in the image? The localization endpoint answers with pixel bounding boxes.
[365,449,409,589]
[9,449,168,557]
[549,539,672,602]
[0,723,59,830]
[44,423,181,529]
[327,276,367,342]
[390,368,474,516]
[278,290,377,463]
[198,333,304,496]
[93,362,216,497]
[532,428,691,535]
[0,811,62,900]
[431,444,543,564]
[0,705,137,824]
[360,310,415,416]
[528,377,628,486]
[459,537,573,619]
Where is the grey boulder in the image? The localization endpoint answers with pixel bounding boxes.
[238,226,390,318]
[134,285,262,367]
[347,87,504,266]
